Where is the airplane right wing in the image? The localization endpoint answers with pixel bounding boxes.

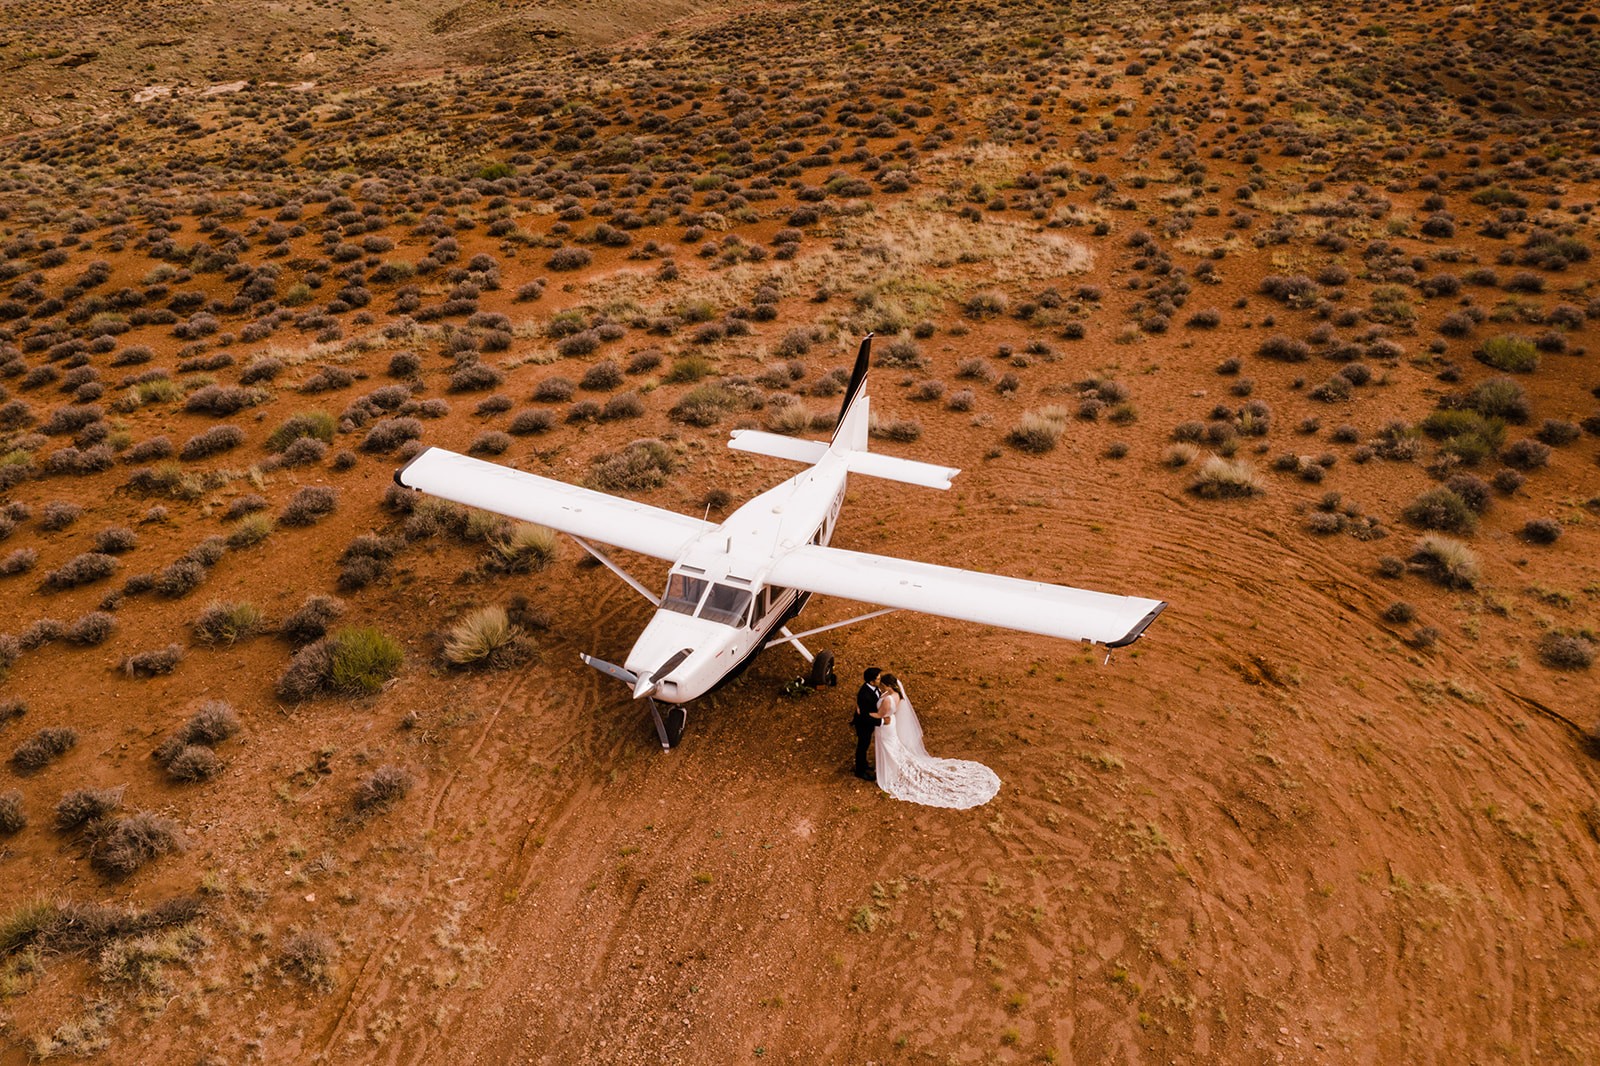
[766,543,1165,648]
[394,447,712,562]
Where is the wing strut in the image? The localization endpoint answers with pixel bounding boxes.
[764,608,900,651]
[569,536,660,606]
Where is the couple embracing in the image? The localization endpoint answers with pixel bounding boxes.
[851,667,1000,810]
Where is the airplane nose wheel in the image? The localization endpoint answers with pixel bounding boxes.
[646,698,688,751]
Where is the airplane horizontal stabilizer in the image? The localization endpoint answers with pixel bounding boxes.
[843,452,960,490]
[727,430,829,465]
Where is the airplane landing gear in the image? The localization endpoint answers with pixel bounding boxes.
[808,650,837,689]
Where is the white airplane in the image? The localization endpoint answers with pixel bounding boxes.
[395,335,1165,749]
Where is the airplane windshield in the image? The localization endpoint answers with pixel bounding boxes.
[699,583,753,626]
[661,573,707,616]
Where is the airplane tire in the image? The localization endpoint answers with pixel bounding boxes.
[808,650,835,690]
[663,707,687,748]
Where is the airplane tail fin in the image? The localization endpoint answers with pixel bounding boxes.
[727,432,959,489]
[830,333,873,451]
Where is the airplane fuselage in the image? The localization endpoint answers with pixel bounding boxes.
[620,451,849,703]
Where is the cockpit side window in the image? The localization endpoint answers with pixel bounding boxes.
[699,583,753,626]
[661,573,707,616]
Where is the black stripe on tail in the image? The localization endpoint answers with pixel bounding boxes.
[830,333,873,443]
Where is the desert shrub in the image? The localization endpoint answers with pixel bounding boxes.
[329,626,402,695]
[442,606,532,668]
[164,745,221,782]
[359,416,422,453]
[89,811,182,879]
[121,643,183,678]
[281,594,345,648]
[193,601,262,646]
[20,619,63,650]
[12,727,78,772]
[1467,377,1529,422]
[154,557,209,597]
[1408,535,1479,589]
[93,527,138,554]
[65,611,115,645]
[299,366,354,394]
[278,929,336,989]
[1521,518,1562,544]
[490,524,558,573]
[352,765,417,815]
[1536,419,1580,446]
[1382,601,1417,624]
[123,436,173,463]
[963,289,1008,318]
[580,359,623,391]
[600,392,645,421]
[54,786,125,832]
[448,363,503,393]
[1,548,37,575]
[1402,488,1477,534]
[1492,468,1525,494]
[466,430,510,457]
[1188,457,1264,499]
[1421,409,1504,464]
[1408,626,1441,650]
[1502,438,1550,470]
[43,552,118,590]
[1443,474,1492,514]
[1537,632,1594,670]
[179,425,244,461]
[871,418,922,443]
[226,514,274,549]
[546,246,592,271]
[669,384,742,427]
[664,356,714,384]
[266,411,336,453]
[1257,334,1310,362]
[39,501,84,531]
[0,791,23,835]
[1477,334,1539,373]
[185,385,267,417]
[508,408,555,435]
[280,486,338,526]
[1007,411,1065,453]
[589,439,677,491]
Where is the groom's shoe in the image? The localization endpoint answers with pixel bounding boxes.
[854,769,876,782]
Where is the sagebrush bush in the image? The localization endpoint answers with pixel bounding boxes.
[43,552,118,590]
[55,786,124,831]
[588,439,677,491]
[266,411,336,452]
[359,417,422,453]
[281,594,344,646]
[89,811,182,879]
[179,425,245,460]
[280,486,338,526]
[1521,518,1562,544]
[1007,411,1065,453]
[1537,632,1594,670]
[1477,334,1539,373]
[0,791,25,835]
[122,643,183,678]
[226,513,274,549]
[352,765,417,814]
[12,727,78,772]
[278,929,336,989]
[65,611,115,645]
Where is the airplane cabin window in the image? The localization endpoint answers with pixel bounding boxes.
[699,583,753,626]
[662,573,707,615]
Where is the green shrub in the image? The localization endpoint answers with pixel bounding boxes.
[193,601,262,646]
[328,627,402,695]
[265,411,336,453]
[1477,334,1539,373]
[1466,377,1529,422]
[663,356,713,385]
[1420,410,1505,464]
[1402,489,1477,534]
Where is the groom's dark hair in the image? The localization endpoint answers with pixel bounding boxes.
[862,667,881,683]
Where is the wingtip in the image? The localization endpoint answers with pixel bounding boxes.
[392,445,434,489]
[1106,601,1167,649]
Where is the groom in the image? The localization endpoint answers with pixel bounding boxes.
[851,667,883,781]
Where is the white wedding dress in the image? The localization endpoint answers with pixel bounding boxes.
[874,683,1000,809]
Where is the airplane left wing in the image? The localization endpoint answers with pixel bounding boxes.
[766,543,1165,648]
[394,447,713,562]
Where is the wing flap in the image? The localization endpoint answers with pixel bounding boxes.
[394,447,711,561]
[767,543,1165,646]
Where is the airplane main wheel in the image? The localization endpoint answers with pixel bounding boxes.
[663,707,687,748]
[808,650,836,690]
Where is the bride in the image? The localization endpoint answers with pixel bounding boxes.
[873,673,1000,809]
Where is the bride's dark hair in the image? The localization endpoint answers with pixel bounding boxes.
[879,673,899,689]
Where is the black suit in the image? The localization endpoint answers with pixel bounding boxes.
[852,683,880,775]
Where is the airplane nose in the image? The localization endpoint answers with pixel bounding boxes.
[632,677,656,700]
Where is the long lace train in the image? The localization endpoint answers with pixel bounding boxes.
[874,685,1000,810]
